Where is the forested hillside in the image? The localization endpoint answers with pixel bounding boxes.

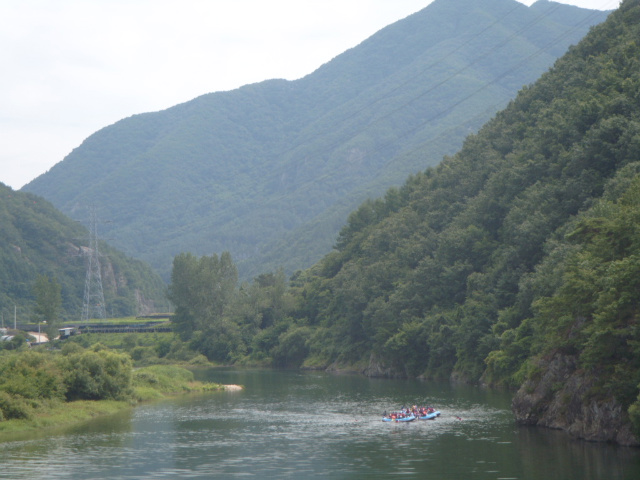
[163,0,639,445]
[23,0,609,280]
[0,183,170,325]
[277,0,640,444]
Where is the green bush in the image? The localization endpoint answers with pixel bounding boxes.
[155,337,173,358]
[130,346,157,362]
[61,342,85,356]
[0,333,29,351]
[121,334,139,351]
[58,349,133,401]
[0,351,66,401]
[187,354,210,366]
[0,391,33,420]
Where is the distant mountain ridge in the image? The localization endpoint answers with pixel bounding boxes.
[23,0,610,280]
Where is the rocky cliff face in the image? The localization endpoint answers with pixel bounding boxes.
[512,353,639,446]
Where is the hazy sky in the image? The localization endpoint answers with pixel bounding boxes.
[0,0,620,190]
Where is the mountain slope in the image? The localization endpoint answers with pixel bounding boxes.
[0,183,170,323]
[23,0,610,279]
[275,0,640,445]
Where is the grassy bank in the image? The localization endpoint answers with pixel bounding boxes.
[131,364,225,401]
[0,363,227,441]
[0,399,129,439]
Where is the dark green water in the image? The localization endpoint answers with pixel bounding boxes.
[1,368,639,479]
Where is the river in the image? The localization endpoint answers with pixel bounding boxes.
[1,368,639,479]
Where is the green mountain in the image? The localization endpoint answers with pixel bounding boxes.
[0,183,170,324]
[271,0,640,445]
[22,0,609,280]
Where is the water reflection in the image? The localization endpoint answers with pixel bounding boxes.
[0,368,638,479]
[514,425,640,480]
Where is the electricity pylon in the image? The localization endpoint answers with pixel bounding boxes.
[81,206,106,321]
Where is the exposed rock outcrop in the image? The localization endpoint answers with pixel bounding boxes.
[362,353,397,378]
[512,353,639,446]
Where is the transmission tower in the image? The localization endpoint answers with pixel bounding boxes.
[81,206,107,321]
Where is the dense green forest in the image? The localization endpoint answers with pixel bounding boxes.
[23,0,608,281]
[0,183,170,326]
[165,0,640,443]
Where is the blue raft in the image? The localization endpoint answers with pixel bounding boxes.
[417,410,441,420]
[382,412,416,422]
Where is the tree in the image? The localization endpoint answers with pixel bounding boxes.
[32,274,62,340]
[166,252,239,340]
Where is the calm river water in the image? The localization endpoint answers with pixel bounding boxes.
[1,368,639,479]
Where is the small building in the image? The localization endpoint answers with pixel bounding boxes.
[58,327,76,339]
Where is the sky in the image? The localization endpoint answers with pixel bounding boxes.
[0,0,620,191]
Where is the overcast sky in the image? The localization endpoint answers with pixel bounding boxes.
[0,0,620,190]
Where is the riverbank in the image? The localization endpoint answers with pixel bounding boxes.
[0,364,240,442]
[512,352,639,447]
[0,399,131,440]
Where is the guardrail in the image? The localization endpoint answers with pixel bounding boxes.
[16,322,173,334]
[77,324,172,333]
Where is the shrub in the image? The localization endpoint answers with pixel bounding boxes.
[130,346,156,362]
[165,340,199,362]
[0,351,66,401]
[0,391,33,420]
[121,334,139,351]
[188,354,210,366]
[61,342,85,356]
[58,349,133,401]
[0,333,29,351]
[155,337,173,358]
